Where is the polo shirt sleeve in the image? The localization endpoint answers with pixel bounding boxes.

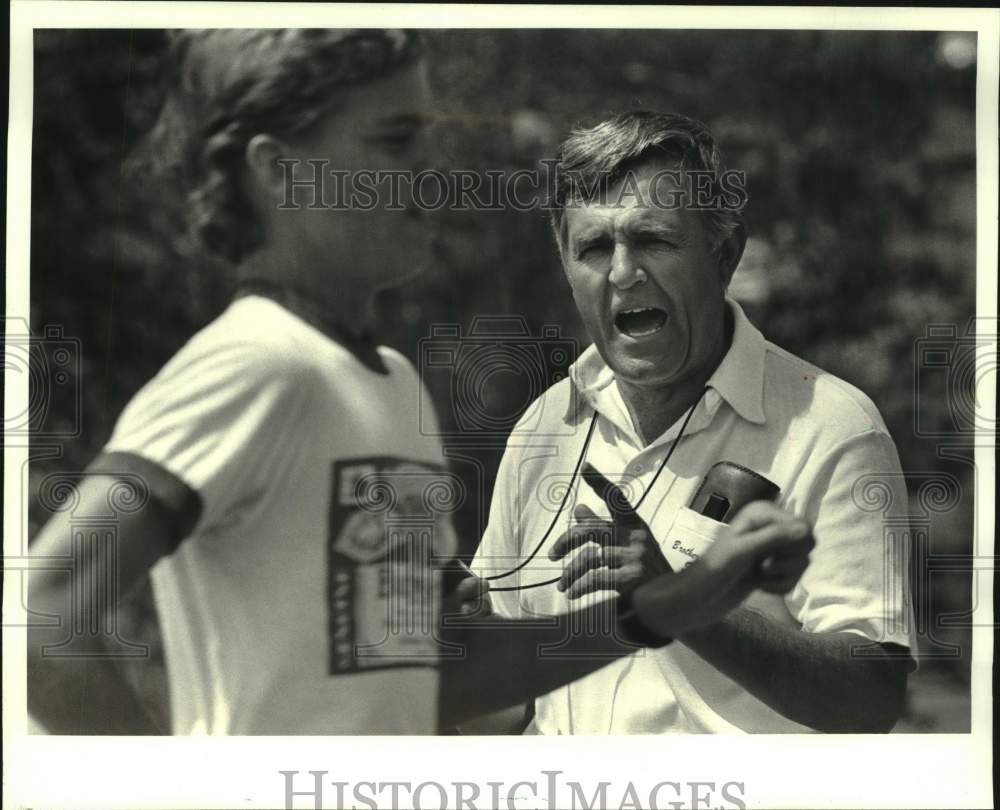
[97,337,317,546]
[471,443,527,620]
[785,428,916,654]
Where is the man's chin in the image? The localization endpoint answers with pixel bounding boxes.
[604,352,681,389]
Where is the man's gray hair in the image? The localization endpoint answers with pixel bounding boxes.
[548,110,744,254]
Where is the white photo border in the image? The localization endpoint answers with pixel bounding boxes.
[5,4,997,809]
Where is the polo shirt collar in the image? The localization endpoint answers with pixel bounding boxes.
[565,298,767,426]
[708,298,768,424]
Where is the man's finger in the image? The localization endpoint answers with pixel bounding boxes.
[716,523,810,578]
[759,552,810,579]
[548,503,614,561]
[565,565,616,600]
[549,516,612,561]
[451,574,492,616]
[581,464,638,523]
[572,503,601,523]
[455,573,489,595]
[737,519,811,554]
[728,501,790,534]
[557,544,604,593]
[601,544,627,569]
[756,574,803,595]
[456,574,489,598]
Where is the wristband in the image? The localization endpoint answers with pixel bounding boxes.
[616,587,673,648]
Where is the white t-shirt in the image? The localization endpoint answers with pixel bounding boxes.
[101,296,457,734]
[472,299,917,734]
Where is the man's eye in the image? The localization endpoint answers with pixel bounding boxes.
[576,242,610,260]
[638,236,676,249]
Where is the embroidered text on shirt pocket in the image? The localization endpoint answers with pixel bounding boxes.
[661,506,731,571]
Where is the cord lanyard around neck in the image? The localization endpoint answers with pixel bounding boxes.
[487,387,709,593]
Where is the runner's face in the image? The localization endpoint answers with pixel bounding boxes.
[289,62,435,294]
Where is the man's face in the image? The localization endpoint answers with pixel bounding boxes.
[288,62,435,293]
[560,161,735,390]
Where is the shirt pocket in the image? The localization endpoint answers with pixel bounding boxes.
[660,506,731,571]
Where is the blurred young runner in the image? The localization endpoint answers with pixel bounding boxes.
[30,29,457,735]
[28,29,813,735]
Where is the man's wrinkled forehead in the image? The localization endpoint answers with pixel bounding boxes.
[571,156,689,204]
[559,161,695,237]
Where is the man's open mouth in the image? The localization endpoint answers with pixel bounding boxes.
[614,307,668,338]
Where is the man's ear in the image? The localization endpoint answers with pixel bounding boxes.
[551,214,569,268]
[717,223,748,288]
[244,133,292,201]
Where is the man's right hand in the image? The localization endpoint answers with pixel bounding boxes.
[448,574,492,618]
[632,501,815,639]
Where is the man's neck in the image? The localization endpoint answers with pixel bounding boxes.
[616,307,734,447]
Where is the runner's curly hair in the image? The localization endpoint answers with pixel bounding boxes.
[146,29,423,264]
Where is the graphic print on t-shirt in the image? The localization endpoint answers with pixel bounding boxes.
[328,457,460,674]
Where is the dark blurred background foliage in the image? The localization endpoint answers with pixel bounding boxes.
[27,29,977,732]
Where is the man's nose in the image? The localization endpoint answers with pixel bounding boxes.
[608,243,643,290]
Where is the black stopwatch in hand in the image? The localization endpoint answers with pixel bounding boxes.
[548,463,673,600]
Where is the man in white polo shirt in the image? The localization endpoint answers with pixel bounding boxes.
[471,111,916,734]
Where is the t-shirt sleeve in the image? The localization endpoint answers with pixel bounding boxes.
[786,428,917,656]
[471,444,527,620]
[99,336,317,542]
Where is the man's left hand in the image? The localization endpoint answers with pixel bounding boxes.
[446,574,493,617]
